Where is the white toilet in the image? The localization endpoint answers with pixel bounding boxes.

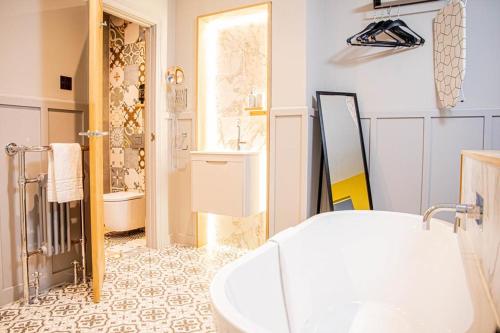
[103,191,145,232]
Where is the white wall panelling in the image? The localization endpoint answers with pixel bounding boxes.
[492,116,500,150]
[370,117,424,214]
[0,96,88,306]
[270,107,309,235]
[428,116,484,220]
[356,109,500,219]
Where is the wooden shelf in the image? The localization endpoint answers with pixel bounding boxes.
[245,107,267,116]
[249,110,267,116]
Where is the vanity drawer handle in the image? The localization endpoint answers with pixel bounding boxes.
[205,160,228,165]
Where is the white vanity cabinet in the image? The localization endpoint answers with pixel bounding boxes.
[191,151,261,217]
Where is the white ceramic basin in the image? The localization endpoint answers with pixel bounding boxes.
[210,211,474,333]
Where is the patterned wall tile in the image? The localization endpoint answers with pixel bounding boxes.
[124,65,139,87]
[125,133,144,149]
[123,85,139,107]
[139,149,145,169]
[110,67,124,88]
[123,43,145,66]
[124,23,140,45]
[111,167,125,191]
[124,148,139,169]
[110,127,124,148]
[108,20,146,194]
[110,87,124,108]
[139,63,146,84]
[110,148,124,168]
[110,107,125,128]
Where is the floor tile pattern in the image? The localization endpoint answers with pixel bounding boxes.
[0,232,245,332]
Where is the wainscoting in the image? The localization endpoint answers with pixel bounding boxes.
[269,106,310,235]
[361,108,500,220]
[0,95,88,306]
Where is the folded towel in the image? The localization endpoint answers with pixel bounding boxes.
[47,143,83,203]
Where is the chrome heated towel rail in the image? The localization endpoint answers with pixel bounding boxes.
[4,143,88,304]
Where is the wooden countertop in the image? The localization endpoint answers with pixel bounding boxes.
[462,150,500,167]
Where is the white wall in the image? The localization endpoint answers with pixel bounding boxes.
[311,0,500,216]
[0,0,88,102]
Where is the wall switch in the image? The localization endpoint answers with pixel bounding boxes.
[60,76,72,90]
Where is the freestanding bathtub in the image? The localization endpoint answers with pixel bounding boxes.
[210,211,478,333]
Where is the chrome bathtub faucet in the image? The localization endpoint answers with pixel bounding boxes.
[422,203,483,233]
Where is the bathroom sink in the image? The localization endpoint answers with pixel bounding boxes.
[190,150,261,217]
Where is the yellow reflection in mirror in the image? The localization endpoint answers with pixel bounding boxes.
[331,172,370,210]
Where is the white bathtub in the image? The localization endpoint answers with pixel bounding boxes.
[210,211,476,333]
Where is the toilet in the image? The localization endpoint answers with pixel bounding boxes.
[103,191,145,232]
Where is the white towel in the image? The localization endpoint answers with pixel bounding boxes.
[47,143,83,203]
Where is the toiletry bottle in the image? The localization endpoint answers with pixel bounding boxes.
[248,88,256,108]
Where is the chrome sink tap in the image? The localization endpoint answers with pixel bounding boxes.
[422,203,483,233]
[236,119,247,151]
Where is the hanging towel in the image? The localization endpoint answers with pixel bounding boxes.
[47,143,83,203]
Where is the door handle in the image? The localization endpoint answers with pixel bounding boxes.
[151,133,156,142]
[205,160,228,165]
[78,130,109,138]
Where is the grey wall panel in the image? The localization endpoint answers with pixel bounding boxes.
[428,117,484,221]
[371,118,424,214]
[273,115,303,233]
[492,116,500,149]
[0,105,41,303]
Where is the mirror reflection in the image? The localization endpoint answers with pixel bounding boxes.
[317,92,372,211]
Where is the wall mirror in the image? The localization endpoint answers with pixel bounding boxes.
[317,91,372,211]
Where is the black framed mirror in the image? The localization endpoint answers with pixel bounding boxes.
[316,91,372,211]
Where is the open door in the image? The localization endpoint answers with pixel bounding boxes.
[87,0,105,303]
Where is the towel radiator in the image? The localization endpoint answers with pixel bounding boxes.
[5,142,88,305]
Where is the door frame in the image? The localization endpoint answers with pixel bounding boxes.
[102,1,167,248]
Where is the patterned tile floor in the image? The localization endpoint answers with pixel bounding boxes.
[0,232,246,333]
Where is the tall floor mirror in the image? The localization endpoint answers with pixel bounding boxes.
[317,91,372,211]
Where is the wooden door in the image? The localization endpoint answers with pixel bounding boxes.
[88,0,105,303]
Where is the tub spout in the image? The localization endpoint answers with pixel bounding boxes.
[422,203,482,232]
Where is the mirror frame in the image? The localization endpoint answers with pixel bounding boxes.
[316,91,373,211]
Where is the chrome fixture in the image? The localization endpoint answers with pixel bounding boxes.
[31,271,41,302]
[72,261,80,286]
[5,143,88,304]
[236,119,247,151]
[422,203,483,232]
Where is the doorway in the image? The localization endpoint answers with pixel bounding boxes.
[102,13,148,243]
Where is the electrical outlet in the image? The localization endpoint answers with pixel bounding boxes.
[60,76,72,90]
